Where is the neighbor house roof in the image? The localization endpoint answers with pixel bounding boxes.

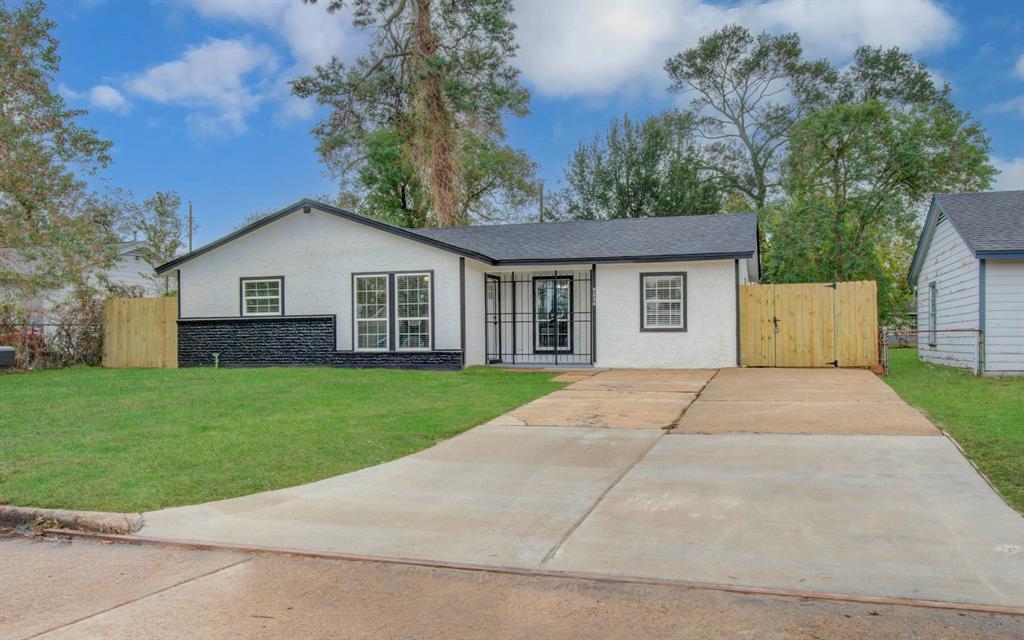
[932,191,1024,255]
[157,199,758,273]
[908,190,1024,283]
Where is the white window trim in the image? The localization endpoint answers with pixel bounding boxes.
[355,274,390,352]
[396,272,432,352]
[241,277,283,317]
[641,273,686,331]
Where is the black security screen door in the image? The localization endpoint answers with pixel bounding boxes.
[484,269,594,366]
[534,276,572,352]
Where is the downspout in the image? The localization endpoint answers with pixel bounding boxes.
[459,257,466,368]
[734,260,741,366]
[978,259,986,375]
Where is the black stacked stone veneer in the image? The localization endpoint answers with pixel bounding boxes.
[177,316,463,370]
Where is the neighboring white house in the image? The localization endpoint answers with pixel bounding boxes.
[908,191,1024,376]
[156,199,759,370]
[4,241,165,328]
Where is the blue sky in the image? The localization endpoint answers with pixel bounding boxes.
[52,0,1024,247]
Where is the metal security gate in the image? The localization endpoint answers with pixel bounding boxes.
[485,269,594,366]
[739,281,879,368]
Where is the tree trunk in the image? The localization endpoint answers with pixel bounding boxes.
[412,0,460,227]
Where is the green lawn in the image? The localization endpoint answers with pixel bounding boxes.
[0,366,564,513]
[884,349,1024,511]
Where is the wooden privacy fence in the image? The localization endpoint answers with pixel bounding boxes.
[739,281,878,368]
[103,297,178,368]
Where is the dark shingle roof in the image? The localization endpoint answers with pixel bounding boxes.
[155,199,757,273]
[410,213,758,263]
[935,191,1024,254]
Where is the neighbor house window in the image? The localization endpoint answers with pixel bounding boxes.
[241,278,282,316]
[396,272,432,350]
[641,272,686,331]
[355,274,389,350]
[928,281,937,347]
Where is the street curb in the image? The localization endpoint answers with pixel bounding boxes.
[45,528,1024,618]
[0,505,143,535]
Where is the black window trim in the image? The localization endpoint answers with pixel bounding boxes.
[239,276,285,317]
[351,270,436,353]
[639,271,687,332]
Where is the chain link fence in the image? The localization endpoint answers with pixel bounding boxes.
[0,322,103,370]
[881,328,984,376]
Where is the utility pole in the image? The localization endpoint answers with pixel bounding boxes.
[538,181,545,223]
[188,200,193,252]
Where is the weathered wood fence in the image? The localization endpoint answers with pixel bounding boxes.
[740,281,878,368]
[103,297,178,368]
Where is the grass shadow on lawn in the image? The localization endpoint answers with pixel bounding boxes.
[884,349,1024,512]
[0,366,565,513]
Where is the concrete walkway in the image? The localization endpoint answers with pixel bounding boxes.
[137,368,1024,609]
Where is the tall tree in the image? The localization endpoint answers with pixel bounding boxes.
[123,191,185,294]
[292,0,531,227]
[664,25,833,211]
[0,0,118,304]
[763,100,994,322]
[556,112,721,220]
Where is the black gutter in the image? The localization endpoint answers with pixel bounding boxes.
[488,251,754,266]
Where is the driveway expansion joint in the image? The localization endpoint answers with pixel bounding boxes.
[538,431,665,566]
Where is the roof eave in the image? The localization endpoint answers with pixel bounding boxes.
[491,251,755,266]
[976,250,1024,259]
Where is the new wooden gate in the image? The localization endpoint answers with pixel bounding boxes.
[739,281,878,368]
[103,297,178,368]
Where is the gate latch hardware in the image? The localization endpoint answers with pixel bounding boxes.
[828,360,838,367]
[772,316,780,334]
[825,282,837,289]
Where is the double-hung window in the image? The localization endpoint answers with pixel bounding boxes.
[355,275,389,350]
[396,273,431,350]
[641,272,686,331]
[241,278,283,316]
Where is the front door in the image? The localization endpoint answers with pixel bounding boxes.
[533,276,572,352]
[485,275,502,363]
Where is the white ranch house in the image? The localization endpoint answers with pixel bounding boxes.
[908,190,1024,376]
[156,200,760,370]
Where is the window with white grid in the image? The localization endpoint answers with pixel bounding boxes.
[396,273,431,350]
[355,275,389,350]
[642,273,685,330]
[241,278,282,316]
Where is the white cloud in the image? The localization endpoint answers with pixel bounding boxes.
[513,0,959,98]
[187,0,350,68]
[185,0,355,122]
[987,95,1024,118]
[59,83,131,114]
[993,157,1024,191]
[88,85,131,113]
[126,38,277,137]
[1015,54,1024,79]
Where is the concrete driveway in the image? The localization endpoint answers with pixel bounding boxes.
[138,368,1024,609]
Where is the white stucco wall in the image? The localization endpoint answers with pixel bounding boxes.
[177,208,467,351]
[463,260,488,366]
[594,259,738,369]
[916,216,980,370]
[984,259,1024,374]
